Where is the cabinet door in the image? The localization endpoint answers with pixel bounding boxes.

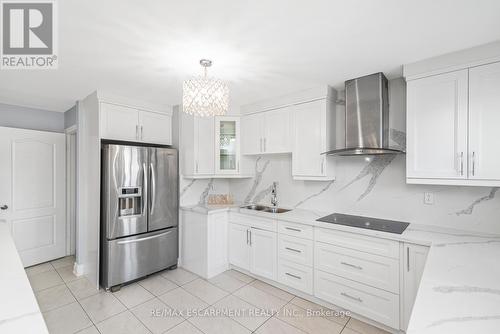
[241,113,263,155]
[264,107,292,153]
[292,100,327,177]
[194,117,215,175]
[469,62,500,180]
[250,228,277,280]
[406,70,468,179]
[100,103,139,141]
[228,223,250,270]
[215,116,240,174]
[402,243,429,330]
[140,111,172,145]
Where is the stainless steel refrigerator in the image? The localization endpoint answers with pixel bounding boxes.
[100,142,178,291]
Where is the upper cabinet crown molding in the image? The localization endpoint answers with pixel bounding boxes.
[403,40,500,80]
[240,86,337,115]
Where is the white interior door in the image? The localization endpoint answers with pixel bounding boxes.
[0,127,66,267]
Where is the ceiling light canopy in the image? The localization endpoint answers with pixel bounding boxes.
[183,59,229,117]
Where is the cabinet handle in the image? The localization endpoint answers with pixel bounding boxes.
[459,151,464,176]
[249,230,252,246]
[264,138,266,152]
[140,126,144,140]
[472,151,476,177]
[196,161,199,173]
[136,125,139,139]
[285,272,301,280]
[246,230,250,245]
[285,247,302,253]
[285,227,301,232]
[341,292,362,303]
[407,247,410,272]
[340,261,363,270]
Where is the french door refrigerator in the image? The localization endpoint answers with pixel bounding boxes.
[100,142,178,290]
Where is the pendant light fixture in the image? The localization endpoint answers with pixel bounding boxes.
[182,59,229,117]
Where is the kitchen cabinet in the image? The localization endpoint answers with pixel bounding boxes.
[100,102,172,144]
[215,116,240,174]
[468,61,500,180]
[228,223,251,270]
[241,107,292,154]
[402,243,429,331]
[180,113,215,176]
[249,228,277,280]
[406,70,468,180]
[180,209,228,279]
[292,99,336,180]
[406,60,500,186]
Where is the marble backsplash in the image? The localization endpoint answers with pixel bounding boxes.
[181,155,500,234]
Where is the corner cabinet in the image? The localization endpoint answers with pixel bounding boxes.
[402,243,429,331]
[292,98,336,181]
[100,102,172,145]
[406,61,500,186]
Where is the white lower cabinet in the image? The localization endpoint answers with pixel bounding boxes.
[249,228,277,280]
[228,222,277,281]
[228,223,251,271]
[402,243,429,330]
[315,269,400,329]
[227,215,429,331]
[278,259,313,294]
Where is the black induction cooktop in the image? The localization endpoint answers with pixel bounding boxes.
[316,213,410,234]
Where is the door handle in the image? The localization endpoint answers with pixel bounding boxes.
[116,230,172,245]
[150,163,156,215]
[0,205,8,210]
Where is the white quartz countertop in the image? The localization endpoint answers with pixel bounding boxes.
[0,222,48,334]
[181,204,500,333]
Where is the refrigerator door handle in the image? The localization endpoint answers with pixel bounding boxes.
[150,162,156,215]
[116,230,172,245]
[142,162,148,216]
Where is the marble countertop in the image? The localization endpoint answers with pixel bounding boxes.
[181,204,500,333]
[0,222,48,334]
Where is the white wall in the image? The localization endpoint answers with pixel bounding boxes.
[0,103,65,132]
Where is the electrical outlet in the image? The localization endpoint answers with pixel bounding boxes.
[424,192,434,205]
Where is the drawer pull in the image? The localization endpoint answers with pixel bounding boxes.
[285,227,301,232]
[285,272,302,280]
[285,247,302,253]
[341,292,362,303]
[340,261,363,270]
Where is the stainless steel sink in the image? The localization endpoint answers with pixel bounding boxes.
[241,205,291,214]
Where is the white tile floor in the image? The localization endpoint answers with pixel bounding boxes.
[26,256,390,334]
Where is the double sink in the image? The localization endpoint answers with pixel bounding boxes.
[241,204,291,214]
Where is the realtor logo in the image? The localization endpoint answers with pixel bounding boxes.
[1,0,58,69]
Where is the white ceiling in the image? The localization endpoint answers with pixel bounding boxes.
[1,0,500,112]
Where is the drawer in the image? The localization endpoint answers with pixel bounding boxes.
[230,212,276,232]
[278,220,313,240]
[315,242,399,293]
[278,259,313,294]
[278,234,313,267]
[314,269,399,329]
[314,227,399,259]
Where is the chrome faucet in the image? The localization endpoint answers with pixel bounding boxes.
[270,182,278,207]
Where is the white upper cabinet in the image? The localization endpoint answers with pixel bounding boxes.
[241,113,263,155]
[215,117,240,174]
[139,110,172,145]
[292,99,336,180]
[469,62,500,180]
[100,103,140,142]
[406,70,468,180]
[181,113,215,176]
[241,108,292,155]
[100,102,172,145]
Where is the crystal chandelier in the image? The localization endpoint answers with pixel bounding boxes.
[183,59,229,117]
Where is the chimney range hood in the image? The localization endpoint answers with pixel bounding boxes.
[324,72,405,156]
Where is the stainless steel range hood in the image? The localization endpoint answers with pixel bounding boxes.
[324,72,405,156]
